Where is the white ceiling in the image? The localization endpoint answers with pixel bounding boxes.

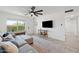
[0,6,79,16]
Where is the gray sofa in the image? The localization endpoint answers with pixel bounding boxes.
[0,33,38,53]
[19,44,37,53]
[15,35,38,53]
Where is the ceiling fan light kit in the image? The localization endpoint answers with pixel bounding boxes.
[25,6,43,17]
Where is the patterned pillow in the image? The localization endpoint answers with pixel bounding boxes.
[3,33,15,41]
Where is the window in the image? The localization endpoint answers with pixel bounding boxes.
[7,20,25,32]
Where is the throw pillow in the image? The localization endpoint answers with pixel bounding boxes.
[15,36,27,47]
[3,33,15,41]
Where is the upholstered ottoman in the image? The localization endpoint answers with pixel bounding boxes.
[25,37,33,44]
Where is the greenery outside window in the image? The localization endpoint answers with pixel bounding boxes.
[7,20,25,32]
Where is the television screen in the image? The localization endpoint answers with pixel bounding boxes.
[42,20,53,28]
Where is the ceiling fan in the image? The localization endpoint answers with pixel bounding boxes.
[25,6,43,17]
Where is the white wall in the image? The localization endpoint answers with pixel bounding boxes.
[0,18,6,32]
[36,12,65,41]
[65,16,78,35]
[65,12,79,37]
[35,8,79,41]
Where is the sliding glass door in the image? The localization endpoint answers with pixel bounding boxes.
[7,20,25,32]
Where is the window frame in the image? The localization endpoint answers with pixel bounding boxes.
[7,20,25,33]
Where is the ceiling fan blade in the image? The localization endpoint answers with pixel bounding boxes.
[34,13,38,16]
[36,13,43,15]
[35,10,43,12]
[35,14,38,17]
[31,6,35,11]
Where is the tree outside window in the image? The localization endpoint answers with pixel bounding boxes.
[7,20,25,32]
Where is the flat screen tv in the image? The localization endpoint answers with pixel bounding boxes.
[42,20,53,28]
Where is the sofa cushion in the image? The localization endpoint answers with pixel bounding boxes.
[10,40,26,48]
[0,41,18,53]
[16,35,32,40]
[10,40,20,48]
[19,44,38,53]
[13,37,27,48]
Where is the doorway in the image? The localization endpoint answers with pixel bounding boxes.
[65,15,79,51]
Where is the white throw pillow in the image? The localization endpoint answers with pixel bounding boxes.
[0,37,3,42]
[0,41,18,53]
[15,36,27,47]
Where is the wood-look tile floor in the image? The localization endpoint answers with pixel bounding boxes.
[30,35,79,53]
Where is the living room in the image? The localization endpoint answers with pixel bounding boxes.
[0,6,79,53]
